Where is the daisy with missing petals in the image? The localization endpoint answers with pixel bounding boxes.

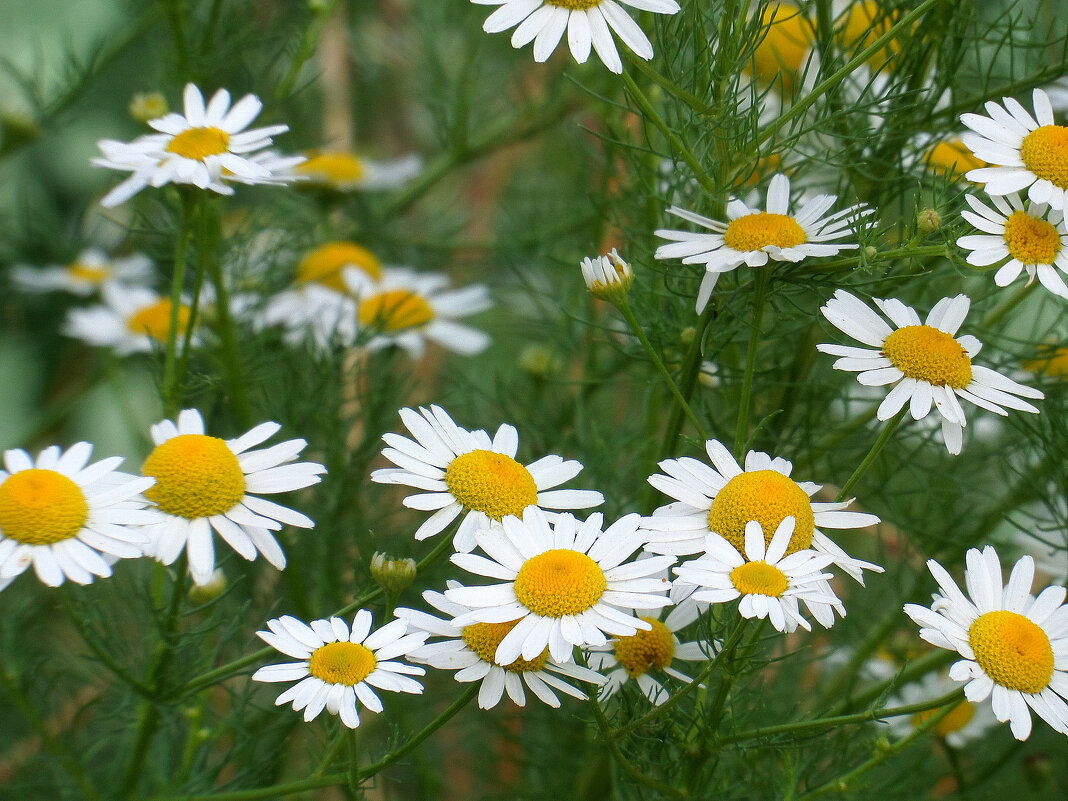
[641,439,882,583]
[885,672,996,747]
[0,444,156,591]
[961,88,1068,211]
[396,581,605,709]
[446,507,674,664]
[655,173,871,313]
[472,0,680,75]
[674,518,842,633]
[94,83,296,207]
[904,546,1068,740]
[957,193,1068,298]
[139,409,326,585]
[818,291,1044,455]
[252,610,427,728]
[295,151,422,191]
[11,249,152,296]
[370,405,603,552]
[64,285,196,355]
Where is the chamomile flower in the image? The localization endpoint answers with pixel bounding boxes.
[446,507,674,664]
[370,405,603,552]
[885,672,996,747]
[586,599,713,705]
[957,193,1068,298]
[742,2,816,97]
[294,151,422,191]
[472,0,680,75]
[817,290,1044,455]
[11,249,152,296]
[904,547,1068,740]
[252,611,427,728]
[64,284,197,355]
[961,88,1068,211]
[641,439,882,584]
[907,133,987,183]
[139,409,326,585]
[396,581,605,709]
[674,518,842,633]
[655,173,871,313]
[94,83,294,207]
[581,248,633,302]
[0,444,156,590]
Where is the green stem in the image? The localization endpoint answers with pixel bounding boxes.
[982,281,1035,328]
[705,618,752,728]
[589,694,686,799]
[274,0,340,100]
[835,406,907,502]
[826,650,955,717]
[204,208,251,425]
[656,301,717,462]
[734,267,771,457]
[313,729,353,778]
[162,192,196,416]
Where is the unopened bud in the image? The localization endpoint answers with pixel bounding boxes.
[370,552,416,596]
[188,569,227,604]
[581,248,634,304]
[518,344,560,378]
[129,92,169,124]
[917,208,942,236]
[679,326,696,347]
[0,111,41,150]
[863,245,878,260]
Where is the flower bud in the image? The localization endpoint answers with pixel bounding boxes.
[518,344,561,378]
[188,569,227,604]
[581,248,633,304]
[129,92,169,124]
[370,552,417,595]
[917,208,942,236]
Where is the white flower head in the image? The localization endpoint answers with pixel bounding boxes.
[63,284,197,356]
[11,249,152,296]
[294,151,422,191]
[885,672,997,748]
[581,248,633,301]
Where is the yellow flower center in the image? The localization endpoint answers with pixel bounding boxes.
[307,641,377,686]
[545,0,602,9]
[729,560,790,597]
[462,620,550,672]
[1002,210,1062,265]
[923,139,986,181]
[723,212,808,252]
[126,299,192,342]
[1020,125,1068,190]
[295,152,366,185]
[166,126,231,160]
[706,470,815,555]
[613,618,676,678]
[746,3,815,94]
[357,290,435,332]
[0,469,89,545]
[836,1,902,71]
[911,700,977,737]
[968,610,1054,694]
[881,325,972,389]
[67,261,111,283]
[296,242,383,291]
[1024,345,1068,378]
[444,450,538,521]
[142,434,246,519]
[514,549,607,618]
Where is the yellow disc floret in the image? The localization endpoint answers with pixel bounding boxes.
[1020,125,1068,190]
[707,470,815,555]
[968,610,1054,694]
[444,450,538,521]
[166,126,230,160]
[545,0,602,9]
[1002,210,1062,266]
[67,261,111,283]
[747,3,816,94]
[924,139,986,181]
[514,549,607,618]
[142,434,246,519]
[0,469,89,545]
[357,290,435,332]
[296,242,383,291]
[724,212,808,252]
[729,560,789,597]
[296,152,366,186]
[613,618,675,678]
[462,620,550,672]
[881,325,972,389]
[308,641,377,686]
[126,299,192,342]
[911,700,977,737]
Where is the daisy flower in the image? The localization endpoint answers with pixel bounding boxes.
[907,134,987,183]
[581,248,633,303]
[904,547,1068,740]
[294,151,422,191]
[139,409,326,585]
[370,405,603,552]
[674,518,843,633]
[0,443,157,590]
[396,581,605,709]
[94,83,295,207]
[641,439,883,583]
[817,290,1044,455]
[586,598,713,705]
[742,2,815,97]
[957,193,1068,298]
[64,284,196,356]
[961,88,1068,211]
[655,173,871,313]
[885,672,996,748]
[11,249,152,296]
[472,0,680,75]
[446,507,674,663]
[252,610,427,728]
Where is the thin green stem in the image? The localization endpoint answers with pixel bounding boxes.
[734,267,771,457]
[826,650,955,717]
[656,301,717,462]
[313,728,353,778]
[590,694,686,799]
[705,618,752,727]
[274,0,340,100]
[204,206,251,425]
[982,281,1036,328]
[835,406,907,502]
[162,192,196,416]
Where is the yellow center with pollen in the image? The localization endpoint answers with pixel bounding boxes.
[307,641,377,686]
[881,325,972,389]
[1020,125,1068,190]
[724,212,808,252]
[836,1,902,71]
[444,450,538,521]
[166,126,230,161]
[729,560,789,597]
[613,618,675,678]
[142,434,246,519]
[126,300,192,342]
[545,0,602,8]
[707,470,815,555]
[357,290,435,332]
[924,139,986,180]
[0,469,89,545]
[1002,210,1062,265]
[296,152,366,184]
[514,549,607,618]
[1024,346,1068,378]
[747,3,815,94]
[462,620,550,672]
[296,242,383,291]
[911,700,977,737]
[968,610,1054,694]
[67,262,111,283]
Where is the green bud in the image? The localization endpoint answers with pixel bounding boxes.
[129,92,169,124]
[917,208,942,236]
[370,552,417,596]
